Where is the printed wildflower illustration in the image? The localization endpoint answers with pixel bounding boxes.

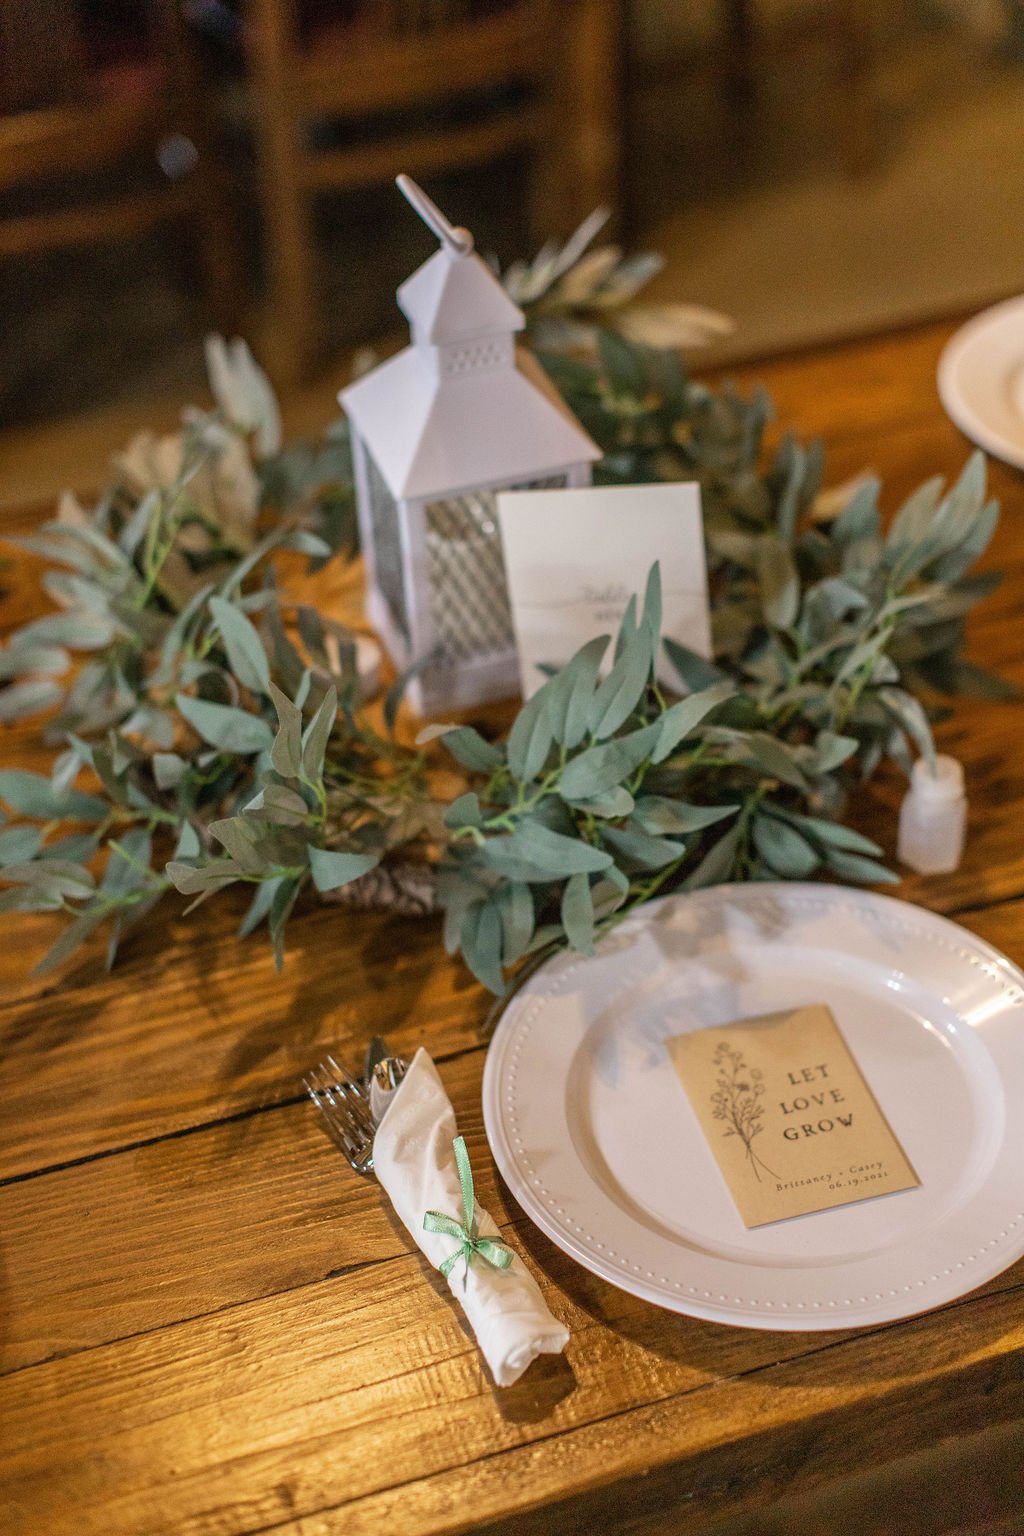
[709,1041,779,1182]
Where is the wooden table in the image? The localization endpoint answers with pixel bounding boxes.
[2,318,1024,1536]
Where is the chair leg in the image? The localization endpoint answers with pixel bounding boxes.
[552,0,627,237]
[835,0,880,178]
[246,0,316,387]
[156,0,243,336]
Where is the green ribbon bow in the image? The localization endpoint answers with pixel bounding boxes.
[423,1135,514,1288]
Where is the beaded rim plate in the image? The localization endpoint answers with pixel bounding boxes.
[482,883,1024,1329]
[938,295,1024,470]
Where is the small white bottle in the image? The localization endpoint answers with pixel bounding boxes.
[898,755,967,875]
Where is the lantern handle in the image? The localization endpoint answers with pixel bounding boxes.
[396,174,474,257]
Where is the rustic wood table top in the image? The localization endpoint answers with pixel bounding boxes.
[2,317,1024,1536]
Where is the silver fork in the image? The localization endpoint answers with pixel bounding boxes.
[304,1048,407,1175]
[303,1054,377,1174]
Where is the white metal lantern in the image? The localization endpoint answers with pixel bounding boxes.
[340,176,601,716]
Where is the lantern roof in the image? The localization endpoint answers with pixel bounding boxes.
[397,246,526,344]
[341,344,601,502]
[392,173,526,344]
[340,176,600,501]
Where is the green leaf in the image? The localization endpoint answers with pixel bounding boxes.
[632,798,738,836]
[0,885,63,914]
[307,845,379,892]
[599,327,648,398]
[269,875,301,970]
[932,498,999,583]
[682,824,741,889]
[444,792,483,830]
[0,644,70,682]
[812,731,859,773]
[16,611,116,650]
[245,784,310,825]
[507,682,554,782]
[153,752,187,790]
[174,821,201,858]
[590,864,631,919]
[825,848,898,885]
[652,681,734,764]
[0,678,63,722]
[0,859,96,898]
[495,881,534,964]
[886,474,944,551]
[879,687,936,771]
[570,786,635,819]
[561,871,595,955]
[176,695,274,755]
[711,730,808,789]
[0,826,44,865]
[752,815,819,876]
[505,819,616,874]
[588,626,652,740]
[239,877,282,938]
[0,770,108,822]
[757,536,799,629]
[639,562,663,654]
[416,721,460,745]
[166,858,244,895]
[33,908,108,976]
[662,637,724,692]
[548,635,610,749]
[101,829,153,896]
[268,680,303,777]
[773,809,882,856]
[42,832,99,864]
[300,684,338,783]
[600,824,685,871]
[209,596,271,694]
[209,817,265,875]
[559,721,661,802]
[383,653,433,734]
[460,899,506,994]
[832,478,881,545]
[441,726,504,774]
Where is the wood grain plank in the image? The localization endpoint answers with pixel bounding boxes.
[308,1291,1024,1536]
[4,686,1024,1182]
[0,897,492,1180]
[10,697,1024,1175]
[1,1227,1019,1536]
[3,316,1024,1536]
[5,1032,1022,1379]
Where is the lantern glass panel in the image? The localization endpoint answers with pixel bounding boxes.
[425,476,567,660]
[365,448,409,640]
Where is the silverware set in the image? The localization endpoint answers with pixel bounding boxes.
[303,1035,407,1175]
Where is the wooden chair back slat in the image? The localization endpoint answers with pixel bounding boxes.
[0,0,89,114]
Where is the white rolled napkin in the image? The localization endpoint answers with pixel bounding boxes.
[372,1047,569,1386]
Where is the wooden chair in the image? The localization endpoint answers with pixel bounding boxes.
[244,0,626,383]
[0,0,236,325]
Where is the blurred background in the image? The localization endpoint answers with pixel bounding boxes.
[2,0,1023,502]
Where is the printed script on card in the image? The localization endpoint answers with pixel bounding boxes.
[495,483,712,698]
[668,1005,920,1227]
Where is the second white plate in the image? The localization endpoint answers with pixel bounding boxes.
[938,295,1024,468]
[482,884,1024,1329]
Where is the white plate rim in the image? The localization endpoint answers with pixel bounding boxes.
[482,882,1024,1331]
[938,295,1024,469]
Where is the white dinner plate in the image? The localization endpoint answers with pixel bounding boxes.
[938,296,1024,469]
[482,884,1024,1329]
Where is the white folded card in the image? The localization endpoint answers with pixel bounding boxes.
[495,482,712,698]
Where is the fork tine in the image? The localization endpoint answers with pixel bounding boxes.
[305,1068,362,1159]
[305,1056,375,1170]
[326,1055,375,1138]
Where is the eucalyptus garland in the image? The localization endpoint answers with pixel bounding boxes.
[0,220,1008,989]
